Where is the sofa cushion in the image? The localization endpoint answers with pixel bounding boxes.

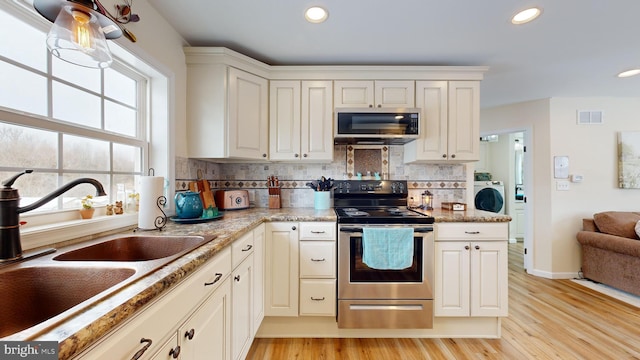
[636,220,640,239]
[593,211,640,239]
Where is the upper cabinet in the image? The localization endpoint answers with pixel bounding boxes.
[269,80,333,162]
[404,81,480,163]
[334,80,415,108]
[186,57,269,160]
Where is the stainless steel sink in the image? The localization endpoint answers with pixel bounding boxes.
[0,266,136,338]
[53,235,213,262]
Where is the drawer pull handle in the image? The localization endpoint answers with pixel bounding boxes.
[310,230,326,234]
[311,297,325,301]
[464,231,480,234]
[242,244,253,252]
[131,338,152,360]
[234,275,241,282]
[185,328,195,340]
[169,345,181,359]
[204,273,223,286]
[311,258,326,262]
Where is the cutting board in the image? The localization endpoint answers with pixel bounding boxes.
[199,179,216,209]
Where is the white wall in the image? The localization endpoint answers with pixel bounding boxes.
[482,97,640,278]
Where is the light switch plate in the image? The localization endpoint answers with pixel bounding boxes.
[556,180,570,191]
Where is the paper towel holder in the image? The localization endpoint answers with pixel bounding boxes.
[134,195,167,232]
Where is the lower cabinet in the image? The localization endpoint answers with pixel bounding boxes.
[75,224,266,360]
[434,223,509,317]
[265,222,299,316]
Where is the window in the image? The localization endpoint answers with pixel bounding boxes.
[0,5,147,212]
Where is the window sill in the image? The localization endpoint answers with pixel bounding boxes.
[21,213,138,251]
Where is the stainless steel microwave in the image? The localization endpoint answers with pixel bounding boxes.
[334,108,420,144]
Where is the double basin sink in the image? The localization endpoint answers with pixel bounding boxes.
[0,234,216,339]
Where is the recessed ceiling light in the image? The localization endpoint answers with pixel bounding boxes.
[305,6,328,23]
[618,69,640,78]
[511,7,542,25]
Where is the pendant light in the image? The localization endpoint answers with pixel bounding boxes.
[33,0,123,69]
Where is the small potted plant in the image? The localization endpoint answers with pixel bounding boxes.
[79,195,95,219]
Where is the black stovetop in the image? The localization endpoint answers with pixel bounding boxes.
[335,206,435,225]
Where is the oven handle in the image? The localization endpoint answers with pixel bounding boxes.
[340,227,433,233]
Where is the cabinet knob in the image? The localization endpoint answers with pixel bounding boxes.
[442,154,447,158]
[465,245,470,250]
[475,245,480,250]
[303,153,308,158]
[368,104,373,108]
[169,345,181,359]
[377,104,382,108]
[292,226,297,231]
[185,328,195,340]
[451,154,456,159]
[262,153,267,158]
[131,338,153,360]
[295,153,299,158]
[234,275,241,282]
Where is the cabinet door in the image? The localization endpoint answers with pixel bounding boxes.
[180,278,232,360]
[265,222,299,316]
[374,80,415,107]
[270,80,302,161]
[434,241,470,317]
[404,81,448,162]
[252,224,265,336]
[228,67,269,159]
[447,81,480,161]
[470,241,508,317]
[334,80,374,108]
[301,80,333,161]
[231,255,254,360]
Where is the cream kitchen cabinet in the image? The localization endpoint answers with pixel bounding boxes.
[252,224,265,335]
[231,254,254,360]
[269,80,333,162]
[265,222,299,316]
[434,223,508,317]
[186,64,269,160]
[404,81,480,162]
[298,222,336,316]
[75,246,233,360]
[334,80,415,108]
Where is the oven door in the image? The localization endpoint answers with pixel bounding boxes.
[338,225,434,300]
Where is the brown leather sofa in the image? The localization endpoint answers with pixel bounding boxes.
[577,211,640,296]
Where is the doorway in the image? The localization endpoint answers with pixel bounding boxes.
[477,129,532,271]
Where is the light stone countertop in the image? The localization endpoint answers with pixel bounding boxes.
[10,207,507,359]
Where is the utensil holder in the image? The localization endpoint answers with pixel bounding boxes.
[269,195,281,209]
[314,191,330,210]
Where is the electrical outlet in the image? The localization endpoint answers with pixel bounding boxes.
[556,180,570,191]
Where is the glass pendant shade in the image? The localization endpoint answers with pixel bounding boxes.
[46,5,112,68]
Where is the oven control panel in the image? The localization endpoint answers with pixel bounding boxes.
[334,180,407,195]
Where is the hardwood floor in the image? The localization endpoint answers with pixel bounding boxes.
[247,242,640,359]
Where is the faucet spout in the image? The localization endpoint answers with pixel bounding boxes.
[0,170,107,261]
[17,178,107,214]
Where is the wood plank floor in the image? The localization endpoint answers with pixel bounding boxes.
[247,242,640,359]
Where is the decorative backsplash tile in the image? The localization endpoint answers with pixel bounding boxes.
[176,145,468,208]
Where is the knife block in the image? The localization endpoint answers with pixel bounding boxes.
[269,195,281,209]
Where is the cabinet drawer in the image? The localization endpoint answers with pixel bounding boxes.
[299,222,336,240]
[232,230,255,268]
[300,241,336,278]
[436,223,508,240]
[77,247,232,359]
[299,279,336,316]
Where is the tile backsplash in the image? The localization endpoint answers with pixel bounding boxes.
[176,145,467,208]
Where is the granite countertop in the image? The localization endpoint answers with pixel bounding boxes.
[12,207,507,359]
[16,208,335,360]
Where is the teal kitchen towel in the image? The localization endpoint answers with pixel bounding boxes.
[362,228,414,270]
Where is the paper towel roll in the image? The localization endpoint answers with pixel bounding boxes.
[138,176,164,230]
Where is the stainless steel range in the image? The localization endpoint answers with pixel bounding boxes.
[334,180,435,329]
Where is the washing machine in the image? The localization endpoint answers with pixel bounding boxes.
[474,181,505,214]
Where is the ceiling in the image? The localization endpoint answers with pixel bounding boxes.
[148,0,640,108]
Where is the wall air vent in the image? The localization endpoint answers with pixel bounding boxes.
[577,110,603,125]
